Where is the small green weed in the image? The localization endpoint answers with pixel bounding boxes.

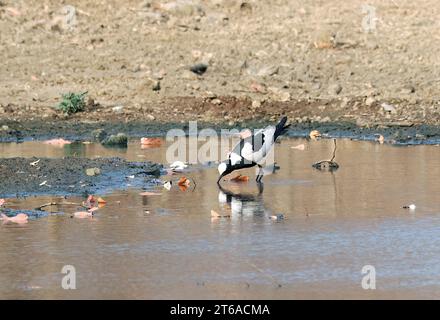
[56,91,87,115]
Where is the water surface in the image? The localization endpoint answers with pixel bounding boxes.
[1,138,440,299]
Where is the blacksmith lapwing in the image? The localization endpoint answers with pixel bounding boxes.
[217,116,290,184]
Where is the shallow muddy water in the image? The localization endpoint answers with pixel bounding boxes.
[1,138,440,299]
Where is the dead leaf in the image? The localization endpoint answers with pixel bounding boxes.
[139,191,162,196]
[291,144,305,150]
[230,174,249,182]
[1,213,28,224]
[82,195,96,209]
[178,177,190,187]
[97,197,107,204]
[0,199,5,207]
[141,137,162,148]
[309,130,321,140]
[73,211,92,219]
[377,134,385,144]
[43,138,72,147]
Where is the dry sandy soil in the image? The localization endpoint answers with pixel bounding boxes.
[1,0,440,130]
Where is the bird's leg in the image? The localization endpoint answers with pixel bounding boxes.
[256,164,264,182]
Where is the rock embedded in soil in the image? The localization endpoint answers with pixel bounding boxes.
[190,63,208,75]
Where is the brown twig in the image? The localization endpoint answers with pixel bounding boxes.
[35,202,82,211]
[330,139,337,162]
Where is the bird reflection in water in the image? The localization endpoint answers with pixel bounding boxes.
[215,182,268,221]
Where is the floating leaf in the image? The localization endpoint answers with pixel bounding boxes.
[1,213,29,224]
[73,211,92,219]
[97,197,106,204]
[377,134,385,144]
[82,195,96,209]
[291,144,305,150]
[139,191,162,196]
[170,161,187,172]
[163,181,172,190]
[309,130,321,140]
[178,177,190,187]
[141,137,162,148]
[43,138,72,147]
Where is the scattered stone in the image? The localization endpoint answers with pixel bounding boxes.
[365,96,375,107]
[190,63,208,75]
[381,103,397,114]
[112,105,124,113]
[257,65,279,77]
[154,0,205,16]
[251,100,261,109]
[401,85,415,94]
[268,87,290,102]
[152,80,161,91]
[86,167,101,176]
[211,98,222,105]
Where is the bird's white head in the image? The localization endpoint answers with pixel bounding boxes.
[218,162,227,176]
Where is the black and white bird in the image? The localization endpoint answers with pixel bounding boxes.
[217,116,290,184]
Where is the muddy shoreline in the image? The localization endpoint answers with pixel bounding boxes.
[0,157,162,198]
[1,118,439,145]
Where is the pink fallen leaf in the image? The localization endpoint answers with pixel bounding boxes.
[139,191,162,196]
[43,138,72,147]
[0,199,5,207]
[82,195,96,209]
[140,137,162,148]
[1,213,29,224]
[291,144,305,150]
[73,211,93,219]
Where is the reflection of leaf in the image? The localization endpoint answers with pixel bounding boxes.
[230,174,249,182]
[211,210,230,218]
